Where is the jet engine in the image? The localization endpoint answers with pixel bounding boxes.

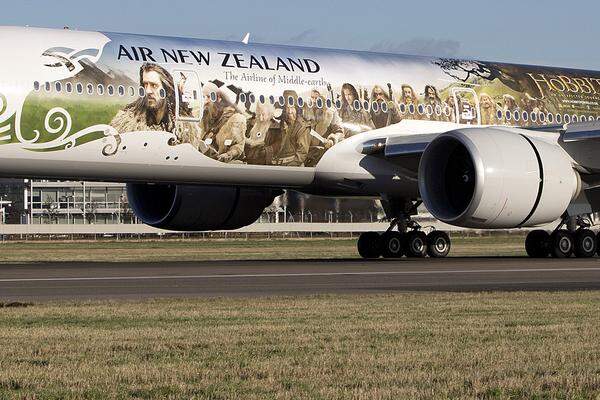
[418,128,580,228]
[126,183,281,231]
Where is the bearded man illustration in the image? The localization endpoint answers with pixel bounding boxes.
[110,63,203,150]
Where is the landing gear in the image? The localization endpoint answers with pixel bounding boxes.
[525,214,598,258]
[356,199,451,259]
[426,231,451,258]
[357,232,381,259]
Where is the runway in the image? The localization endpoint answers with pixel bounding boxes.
[1,257,600,301]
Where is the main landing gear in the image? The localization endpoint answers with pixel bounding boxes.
[357,200,451,259]
[525,215,598,258]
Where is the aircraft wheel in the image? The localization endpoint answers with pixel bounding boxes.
[550,230,574,258]
[426,231,451,258]
[525,230,550,258]
[357,232,381,259]
[380,232,404,258]
[574,229,596,258]
[404,231,427,258]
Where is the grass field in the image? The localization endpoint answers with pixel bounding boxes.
[0,234,527,263]
[1,292,600,399]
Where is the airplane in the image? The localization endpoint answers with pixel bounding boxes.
[0,25,599,259]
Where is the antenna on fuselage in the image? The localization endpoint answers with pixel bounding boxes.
[241,32,250,45]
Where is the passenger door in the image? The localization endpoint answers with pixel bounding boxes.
[452,87,480,125]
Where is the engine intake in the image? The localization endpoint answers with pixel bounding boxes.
[126,183,280,231]
[418,128,580,228]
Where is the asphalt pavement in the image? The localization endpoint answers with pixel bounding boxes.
[1,257,599,301]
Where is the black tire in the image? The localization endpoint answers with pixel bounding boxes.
[426,231,451,258]
[574,229,596,258]
[357,232,381,259]
[404,231,427,258]
[380,232,404,258]
[525,230,550,258]
[550,230,574,258]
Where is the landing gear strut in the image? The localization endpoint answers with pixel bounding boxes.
[525,214,597,258]
[357,199,451,259]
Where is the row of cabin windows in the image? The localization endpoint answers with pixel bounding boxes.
[497,109,599,124]
[31,81,599,126]
[33,81,166,99]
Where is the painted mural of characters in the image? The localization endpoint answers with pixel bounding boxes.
[479,93,497,125]
[502,94,520,125]
[303,89,345,167]
[423,85,444,121]
[201,82,247,162]
[245,101,280,165]
[370,85,401,128]
[400,84,422,120]
[272,90,311,166]
[109,63,203,150]
[339,83,374,136]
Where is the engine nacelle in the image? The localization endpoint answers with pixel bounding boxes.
[418,128,580,228]
[126,183,280,231]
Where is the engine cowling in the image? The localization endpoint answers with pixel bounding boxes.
[418,127,580,228]
[126,183,280,231]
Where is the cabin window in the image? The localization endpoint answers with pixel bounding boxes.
[305,97,313,108]
[55,82,62,92]
[547,113,554,123]
[371,101,379,112]
[249,93,255,104]
[267,95,274,105]
[564,114,570,123]
[118,86,125,96]
[210,91,217,102]
[239,93,247,103]
[496,110,503,120]
[522,111,528,122]
[408,104,415,114]
[278,96,285,107]
[531,112,537,122]
[44,82,51,92]
[138,87,145,97]
[66,82,73,93]
[76,83,83,94]
[128,86,135,97]
[381,101,388,113]
[107,85,114,96]
[556,113,562,123]
[572,115,578,122]
[435,105,442,116]
[297,97,304,107]
[353,99,361,111]
[417,104,424,115]
[287,96,294,107]
[87,84,94,95]
[513,110,519,121]
[335,99,342,109]
[316,98,323,109]
[33,81,40,91]
[259,95,265,104]
[363,100,370,111]
[159,88,166,99]
[326,98,332,108]
[539,113,546,123]
[426,105,433,116]
[97,84,104,95]
[442,105,450,118]
[505,110,511,121]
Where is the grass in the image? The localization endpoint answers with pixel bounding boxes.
[0,292,599,399]
[0,234,528,263]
